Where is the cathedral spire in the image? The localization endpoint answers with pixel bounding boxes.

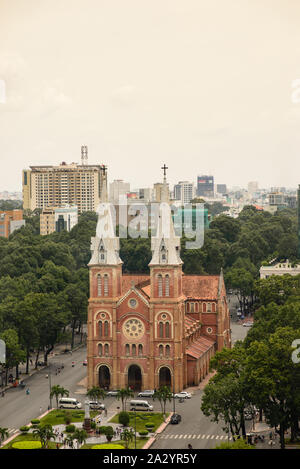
[149,165,182,266]
[89,165,122,266]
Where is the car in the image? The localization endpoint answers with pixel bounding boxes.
[174,392,192,399]
[170,413,182,424]
[83,359,88,366]
[243,322,253,327]
[88,400,105,410]
[137,390,155,398]
[106,390,120,397]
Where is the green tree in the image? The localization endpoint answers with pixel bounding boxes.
[50,385,70,408]
[116,388,134,412]
[153,386,173,419]
[33,424,56,449]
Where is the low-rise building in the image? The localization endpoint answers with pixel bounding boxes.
[40,205,78,235]
[0,209,25,238]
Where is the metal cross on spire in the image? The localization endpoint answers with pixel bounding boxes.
[161,163,168,181]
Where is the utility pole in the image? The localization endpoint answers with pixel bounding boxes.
[49,372,52,410]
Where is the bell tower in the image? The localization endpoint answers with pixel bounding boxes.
[148,165,185,392]
[87,165,122,389]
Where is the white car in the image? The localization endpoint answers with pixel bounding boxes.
[243,322,253,327]
[88,401,105,410]
[174,392,192,399]
[137,390,155,398]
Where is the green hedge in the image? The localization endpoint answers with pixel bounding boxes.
[139,430,149,437]
[65,424,76,433]
[92,444,124,449]
[19,426,30,433]
[12,441,42,450]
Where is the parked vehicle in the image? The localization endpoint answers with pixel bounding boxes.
[137,390,154,398]
[58,398,82,409]
[129,400,153,411]
[83,360,88,366]
[170,414,182,424]
[88,401,105,410]
[243,322,253,327]
[106,390,120,397]
[174,392,192,399]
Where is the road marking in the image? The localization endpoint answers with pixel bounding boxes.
[206,435,210,439]
[219,436,224,440]
[169,434,174,439]
[178,435,183,439]
[183,434,187,439]
[202,434,206,439]
[164,434,169,439]
[197,434,202,439]
[174,435,178,439]
[192,435,197,439]
[215,436,219,439]
[210,435,215,439]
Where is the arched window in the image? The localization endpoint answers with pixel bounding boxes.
[104,321,109,337]
[166,345,170,358]
[159,345,164,357]
[203,303,206,313]
[99,321,103,337]
[159,321,164,338]
[104,344,109,356]
[104,275,109,296]
[165,275,170,297]
[207,303,212,312]
[138,344,143,356]
[158,275,163,297]
[132,344,136,356]
[98,343,103,356]
[165,322,170,338]
[125,344,130,356]
[97,274,102,296]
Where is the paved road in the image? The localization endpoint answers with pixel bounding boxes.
[0,346,87,438]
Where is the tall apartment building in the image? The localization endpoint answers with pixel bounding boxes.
[0,210,25,238]
[173,181,195,204]
[40,205,78,236]
[216,184,227,195]
[23,162,106,213]
[197,175,214,197]
[109,180,130,203]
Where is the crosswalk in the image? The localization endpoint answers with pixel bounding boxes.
[157,433,233,441]
[7,428,18,436]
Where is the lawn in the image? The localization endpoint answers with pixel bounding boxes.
[81,438,146,449]
[1,433,58,450]
[39,409,99,426]
[109,412,167,433]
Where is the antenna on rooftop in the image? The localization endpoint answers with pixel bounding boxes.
[81,145,88,165]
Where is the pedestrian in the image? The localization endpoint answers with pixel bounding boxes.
[188,443,193,449]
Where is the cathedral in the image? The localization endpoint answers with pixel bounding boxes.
[87,169,231,392]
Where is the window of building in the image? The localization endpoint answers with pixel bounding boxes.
[165,322,170,338]
[99,321,103,337]
[97,274,102,296]
[158,275,163,297]
[104,275,109,296]
[125,344,130,356]
[159,322,164,338]
[165,275,170,297]
[166,345,170,358]
[104,321,109,337]
[98,344,103,356]
[132,344,136,356]
[104,344,109,356]
[138,344,143,356]
[159,345,164,357]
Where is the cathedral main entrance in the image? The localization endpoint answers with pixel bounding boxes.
[127,364,142,391]
[99,365,110,389]
[159,367,172,389]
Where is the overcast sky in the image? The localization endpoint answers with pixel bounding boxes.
[1,0,300,192]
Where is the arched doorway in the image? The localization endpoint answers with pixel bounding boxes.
[128,364,142,391]
[159,367,172,389]
[99,365,110,390]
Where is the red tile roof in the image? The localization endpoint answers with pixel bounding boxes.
[186,336,215,359]
[183,275,220,300]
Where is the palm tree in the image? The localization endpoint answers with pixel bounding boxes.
[120,428,135,449]
[0,427,9,446]
[72,428,88,449]
[33,424,56,449]
[50,385,69,408]
[153,386,172,419]
[116,388,134,412]
[86,386,106,403]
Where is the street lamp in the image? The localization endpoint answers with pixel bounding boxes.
[49,372,52,410]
